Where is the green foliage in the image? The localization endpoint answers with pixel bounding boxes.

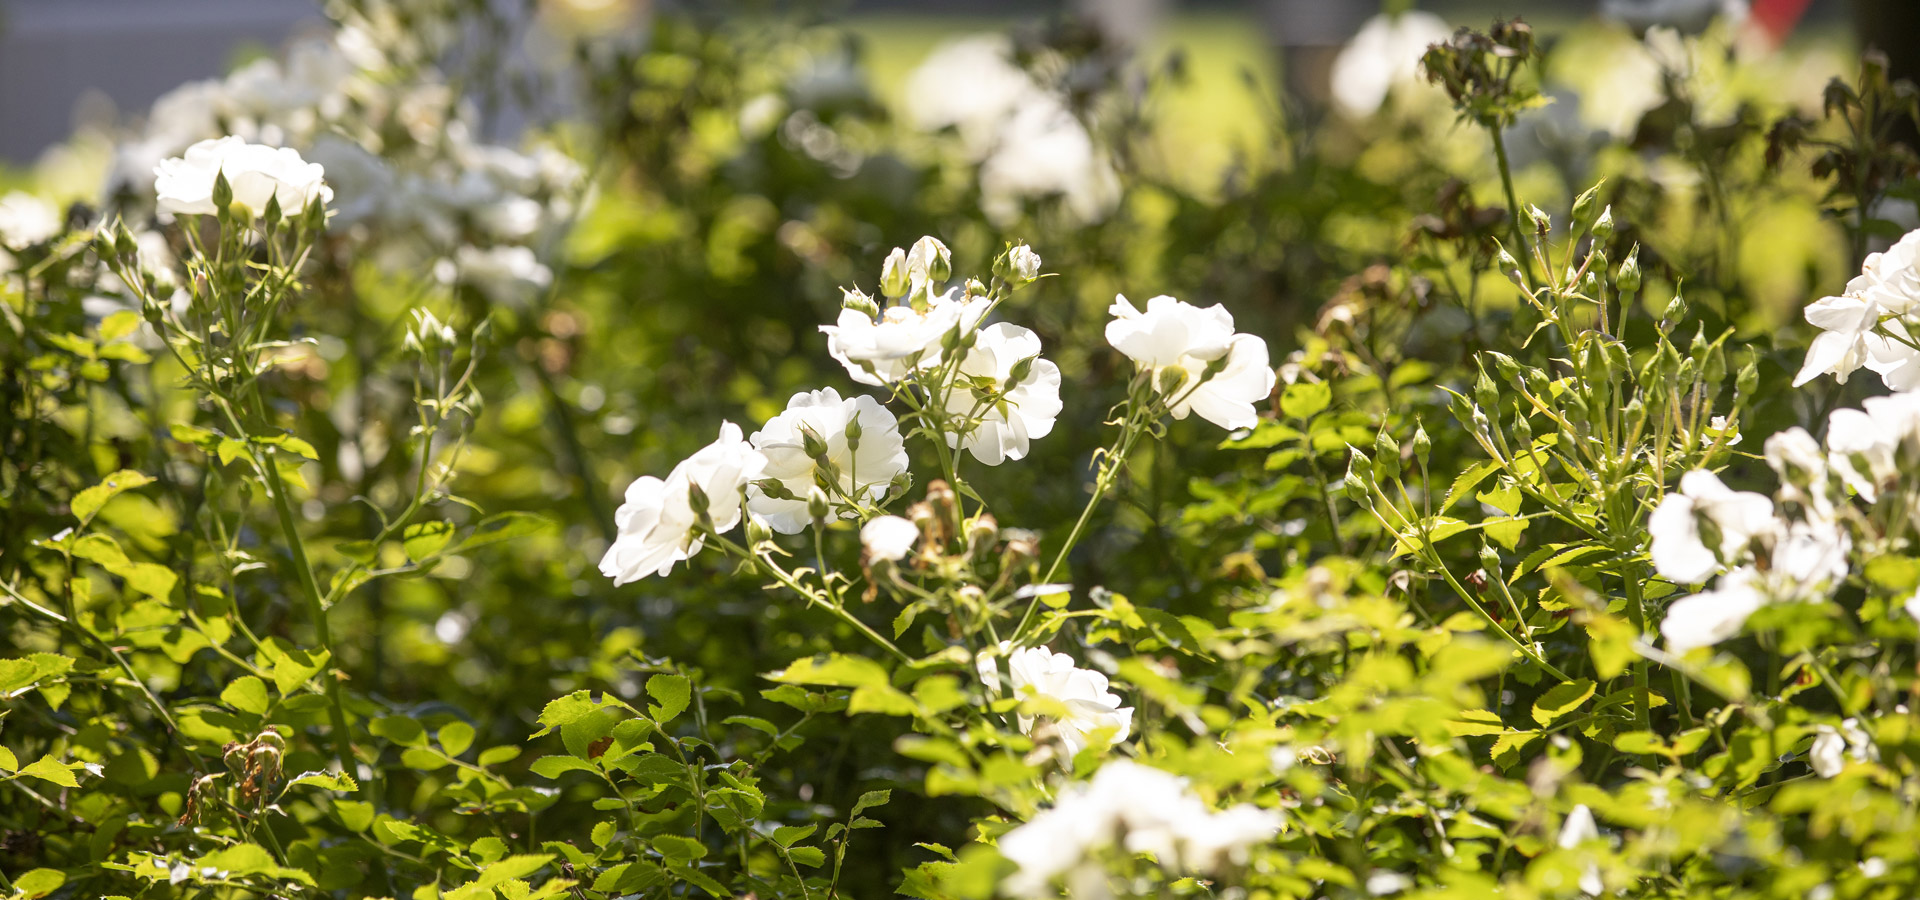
[3,5,1918,900]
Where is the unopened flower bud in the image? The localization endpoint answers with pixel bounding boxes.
[1526,369,1552,400]
[1497,247,1526,287]
[747,517,773,546]
[1571,182,1602,230]
[1474,367,1500,413]
[1374,429,1401,480]
[1702,340,1727,387]
[1347,446,1374,484]
[1563,389,1590,425]
[1526,204,1552,234]
[841,287,880,317]
[908,235,951,285]
[212,170,234,212]
[687,481,711,516]
[1488,351,1521,387]
[1412,421,1431,469]
[1736,353,1758,397]
[844,412,864,451]
[1592,206,1614,241]
[1157,365,1191,398]
[114,220,138,258]
[807,486,830,525]
[996,243,1042,284]
[1617,246,1642,294]
[880,248,910,298]
[1661,293,1687,330]
[302,195,327,232]
[1343,466,1369,503]
[1477,542,1502,573]
[800,425,830,461]
[1511,408,1532,444]
[965,277,987,298]
[1604,341,1630,376]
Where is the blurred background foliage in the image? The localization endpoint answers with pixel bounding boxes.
[5,0,1919,896]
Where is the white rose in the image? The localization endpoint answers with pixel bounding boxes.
[1007,646,1133,757]
[154,136,333,219]
[943,323,1062,466]
[1659,567,1765,652]
[819,289,988,386]
[599,422,767,584]
[1646,469,1777,583]
[747,387,908,534]
[1107,294,1276,430]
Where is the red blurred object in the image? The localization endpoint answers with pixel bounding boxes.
[1749,0,1815,46]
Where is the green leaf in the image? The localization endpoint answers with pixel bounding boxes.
[786,846,827,868]
[71,470,154,526]
[1612,731,1667,756]
[401,521,456,562]
[477,746,520,767]
[197,843,316,884]
[1440,461,1499,516]
[0,654,74,697]
[336,800,376,832]
[0,746,16,772]
[438,721,475,758]
[1280,381,1331,419]
[287,770,358,792]
[530,755,599,779]
[457,512,554,552]
[532,690,633,737]
[1531,678,1597,726]
[472,855,554,890]
[848,684,918,716]
[761,684,846,713]
[1443,708,1508,737]
[14,868,65,897]
[18,755,80,787]
[646,674,691,723]
[770,653,892,689]
[772,824,816,847]
[853,788,892,816]
[651,833,706,862]
[258,639,329,696]
[400,748,451,770]
[220,675,271,716]
[722,715,779,736]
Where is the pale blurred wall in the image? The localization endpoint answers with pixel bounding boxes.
[0,0,321,164]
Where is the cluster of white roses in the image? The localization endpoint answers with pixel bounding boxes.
[600,235,1275,583]
[596,237,1279,890]
[997,759,1282,898]
[102,15,581,307]
[1794,227,1920,392]
[1650,392,1920,652]
[903,37,1121,226]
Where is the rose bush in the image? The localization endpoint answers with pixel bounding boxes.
[6,3,1920,900]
